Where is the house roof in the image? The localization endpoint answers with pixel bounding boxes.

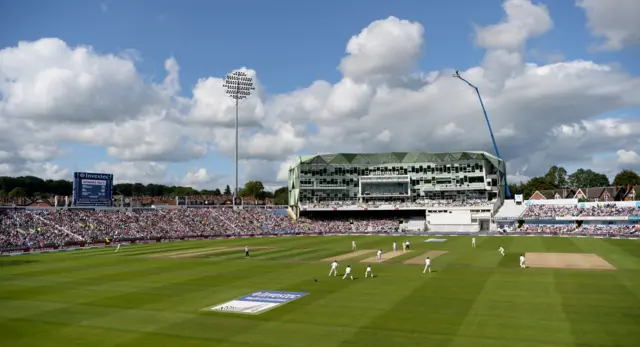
[533,189,576,199]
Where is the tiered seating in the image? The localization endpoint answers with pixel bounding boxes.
[301,199,494,209]
[522,204,640,219]
[0,207,399,249]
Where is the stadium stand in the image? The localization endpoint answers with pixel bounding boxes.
[288,151,504,231]
[493,199,527,219]
[0,207,400,249]
[522,204,640,219]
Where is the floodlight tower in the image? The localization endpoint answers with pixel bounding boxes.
[223,71,255,204]
[453,70,511,198]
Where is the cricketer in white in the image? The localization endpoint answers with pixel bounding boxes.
[329,261,338,276]
[423,257,431,273]
[343,265,353,280]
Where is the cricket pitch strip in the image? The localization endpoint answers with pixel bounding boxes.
[321,250,376,262]
[361,250,411,263]
[525,252,616,270]
[404,251,448,265]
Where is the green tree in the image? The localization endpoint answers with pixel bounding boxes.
[240,181,265,197]
[544,166,568,187]
[223,185,232,195]
[567,168,609,188]
[612,169,640,186]
[273,186,288,205]
[8,187,26,198]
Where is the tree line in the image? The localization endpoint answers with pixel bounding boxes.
[509,166,640,199]
[0,176,289,205]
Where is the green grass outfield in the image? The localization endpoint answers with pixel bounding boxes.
[1,235,640,347]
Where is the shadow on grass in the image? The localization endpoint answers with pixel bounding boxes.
[0,259,39,267]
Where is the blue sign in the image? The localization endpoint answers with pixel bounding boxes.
[72,172,114,207]
[629,216,640,221]
[207,290,309,315]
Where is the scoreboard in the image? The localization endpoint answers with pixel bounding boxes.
[72,172,114,207]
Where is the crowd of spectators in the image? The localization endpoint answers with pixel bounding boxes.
[522,204,640,219]
[4,203,639,250]
[301,199,494,209]
[517,224,638,235]
[0,207,399,249]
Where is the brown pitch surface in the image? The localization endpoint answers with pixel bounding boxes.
[525,252,616,270]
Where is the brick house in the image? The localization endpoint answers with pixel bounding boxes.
[528,189,577,200]
[528,187,625,202]
[622,185,640,201]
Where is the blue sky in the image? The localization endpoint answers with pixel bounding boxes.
[0,0,638,187]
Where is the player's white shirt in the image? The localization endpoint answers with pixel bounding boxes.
[499,247,504,252]
[245,246,249,252]
[377,250,382,256]
[472,238,476,243]
[519,256,525,263]
[331,261,338,268]
[345,267,352,274]
[406,241,410,246]
[393,241,397,248]
[366,266,372,272]
[425,258,431,266]
[352,241,356,246]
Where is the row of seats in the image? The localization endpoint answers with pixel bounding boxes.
[517,224,638,234]
[301,199,495,209]
[521,204,640,218]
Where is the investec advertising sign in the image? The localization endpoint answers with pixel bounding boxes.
[72,172,114,207]
[205,291,309,315]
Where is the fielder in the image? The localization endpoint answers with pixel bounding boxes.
[519,254,526,268]
[499,246,505,256]
[343,265,353,280]
[472,237,476,248]
[423,257,431,273]
[393,241,397,252]
[245,246,250,258]
[402,241,407,252]
[329,260,338,276]
[352,241,356,250]
[113,232,120,252]
[365,265,373,278]
[405,240,411,250]
[377,249,382,261]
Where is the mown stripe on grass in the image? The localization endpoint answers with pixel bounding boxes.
[0,257,279,335]
[257,248,313,261]
[449,237,575,347]
[129,260,346,345]
[553,270,640,347]
[268,248,324,261]
[540,236,583,253]
[198,248,280,260]
[337,265,498,346]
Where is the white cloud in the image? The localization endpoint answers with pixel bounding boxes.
[92,161,168,184]
[339,16,424,82]
[577,0,640,51]
[475,0,552,51]
[1,3,640,190]
[181,168,221,190]
[617,150,640,165]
